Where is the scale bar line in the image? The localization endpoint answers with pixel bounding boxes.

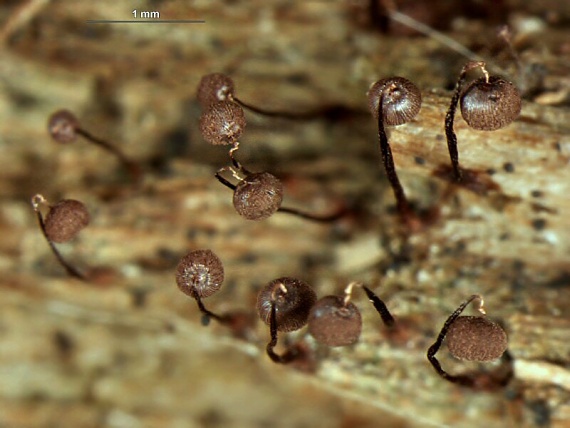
[86,20,206,24]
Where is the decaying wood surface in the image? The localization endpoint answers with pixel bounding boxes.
[0,1,569,427]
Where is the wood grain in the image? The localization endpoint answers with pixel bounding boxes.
[1,1,569,427]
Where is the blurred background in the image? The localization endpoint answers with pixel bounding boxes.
[1,1,569,427]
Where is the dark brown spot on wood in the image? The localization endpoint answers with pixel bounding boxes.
[531,218,547,231]
[433,165,501,194]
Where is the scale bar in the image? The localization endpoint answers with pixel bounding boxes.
[86,20,206,24]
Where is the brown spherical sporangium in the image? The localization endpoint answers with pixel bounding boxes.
[44,199,90,243]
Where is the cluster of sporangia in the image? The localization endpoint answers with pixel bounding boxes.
[32,109,142,281]
[34,61,520,388]
[366,60,521,227]
[197,72,343,222]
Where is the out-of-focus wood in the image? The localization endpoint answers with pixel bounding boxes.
[0,1,569,427]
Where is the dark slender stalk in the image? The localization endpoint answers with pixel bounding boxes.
[234,97,352,121]
[35,210,87,281]
[76,128,143,186]
[444,61,487,182]
[426,352,476,387]
[376,94,411,218]
[215,172,237,191]
[276,206,344,223]
[444,79,464,182]
[194,294,226,326]
[266,301,298,364]
[362,285,395,327]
